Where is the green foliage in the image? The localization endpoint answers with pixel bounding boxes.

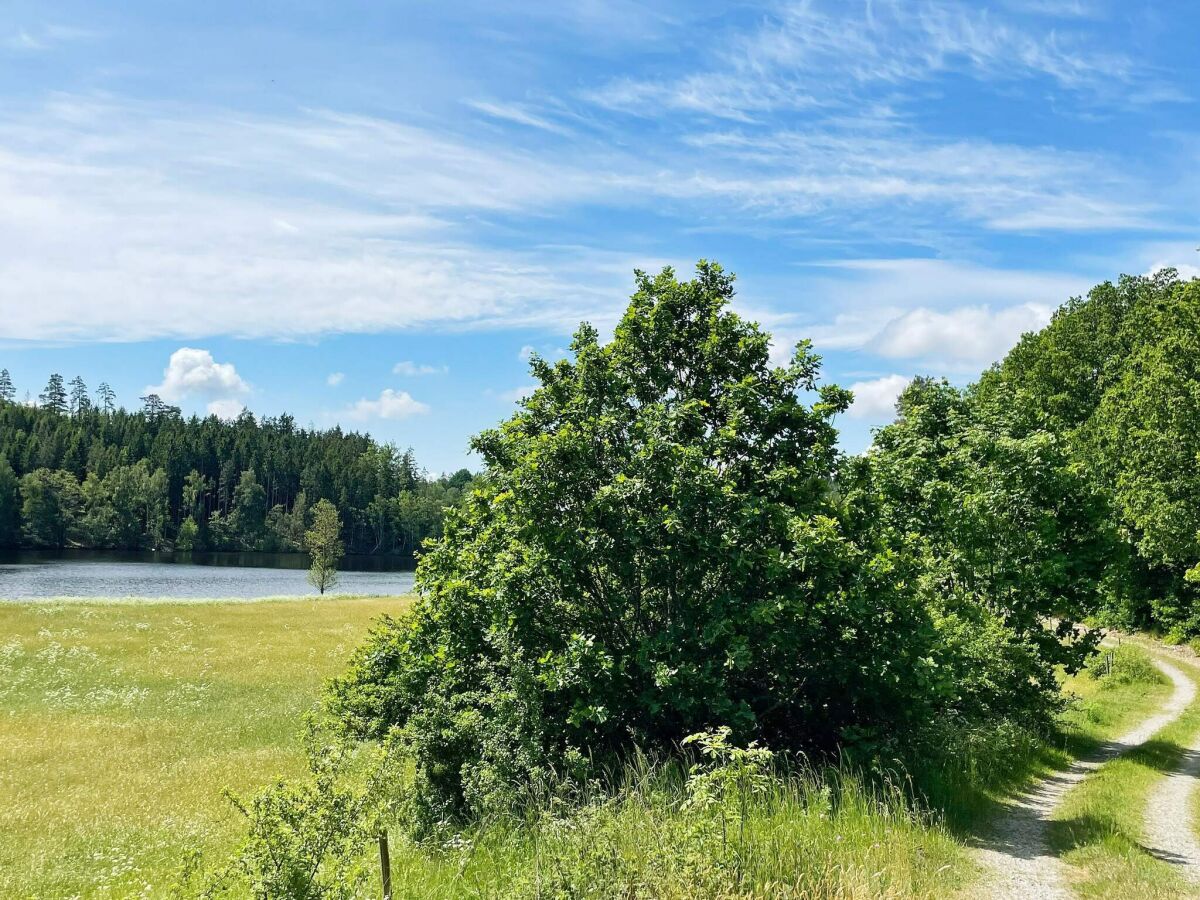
[19,468,82,547]
[981,270,1200,636]
[328,263,1063,825]
[176,515,200,551]
[306,500,344,595]
[0,391,472,555]
[0,455,19,547]
[78,460,169,549]
[1083,645,1166,687]
[39,373,67,415]
[231,468,268,549]
[192,731,400,900]
[853,376,1110,702]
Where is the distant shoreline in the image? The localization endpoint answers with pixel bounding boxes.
[0,592,414,605]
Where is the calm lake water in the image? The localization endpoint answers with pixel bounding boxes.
[0,551,415,601]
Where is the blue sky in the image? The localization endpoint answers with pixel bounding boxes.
[1,1,1198,472]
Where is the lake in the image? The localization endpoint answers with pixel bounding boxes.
[0,551,415,601]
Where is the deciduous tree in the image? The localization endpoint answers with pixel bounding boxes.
[305,499,343,595]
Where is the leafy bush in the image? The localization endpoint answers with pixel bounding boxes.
[1084,645,1166,686]
[188,729,401,900]
[328,263,1079,826]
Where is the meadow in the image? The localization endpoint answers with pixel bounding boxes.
[0,596,409,898]
[1,595,1185,899]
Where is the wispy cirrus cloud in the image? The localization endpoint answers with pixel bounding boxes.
[3,23,99,52]
[0,94,1155,346]
[588,0,1156,119]
[393,361,449,376]
[466,99,573,136]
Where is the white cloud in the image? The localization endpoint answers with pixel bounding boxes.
[3,24,99,52]
[847,374,912,419]
[0,98,638,342]
[493,385,538,404]
[326,372,345,386]
[872,304,1052,365]
[467,100,572,135]
[393,361,448,376]
[1136,241,1200,281]
[778,258,1088,367]
[589,0,1146,119]
[665,130,1151,231]
[5,29,42,50]
[146,347,250,406]
[343,389,430,421]
[0,93,1161,343]
[518,345,535,361]
[206,398,246,420]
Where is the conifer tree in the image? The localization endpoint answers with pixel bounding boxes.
[39,374,67,414]
[68,376,91,415]
[0,369,14,404]
[96,382,116,413]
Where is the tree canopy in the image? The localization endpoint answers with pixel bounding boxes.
[980,271,1200,635]
[0,382,472,555]
[329,263,1083,824]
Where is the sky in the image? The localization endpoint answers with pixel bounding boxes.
[1,1,1198,473]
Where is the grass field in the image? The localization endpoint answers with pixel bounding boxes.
[0,596,410,899]
[0,598,1184,899]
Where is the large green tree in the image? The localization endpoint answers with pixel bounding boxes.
[853,377,1109,717]
[330,263,1031,823]
[1089,280,1200,628]
[20,469,82,548]
[39,374,67,415]
[979,269,1200,634]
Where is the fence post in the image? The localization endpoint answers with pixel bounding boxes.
[379,831,392,900]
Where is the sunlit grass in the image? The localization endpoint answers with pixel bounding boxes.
[1,600,1183,899]
[1048,646,1200,899]
[0,596,410,898]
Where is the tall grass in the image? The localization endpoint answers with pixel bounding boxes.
[387,759,966,899]
[1,598,1179,898]
[0,596,410,898]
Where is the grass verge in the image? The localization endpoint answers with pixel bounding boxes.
[1048,644,1200,899]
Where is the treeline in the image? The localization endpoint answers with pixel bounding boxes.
[0,373,471,555]
[976,269,1200,636]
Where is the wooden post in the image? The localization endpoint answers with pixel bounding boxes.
[379,831,392,900]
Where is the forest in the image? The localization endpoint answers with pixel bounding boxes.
[0,376,471,556]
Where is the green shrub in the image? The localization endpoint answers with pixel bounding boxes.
[188,729,401,899]
[1084,645,1166,686]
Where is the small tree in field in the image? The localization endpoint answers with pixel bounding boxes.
[306,499,343,595]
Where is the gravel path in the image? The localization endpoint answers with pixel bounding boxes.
[1143,662,1200,882]
[974,657,1194,899]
